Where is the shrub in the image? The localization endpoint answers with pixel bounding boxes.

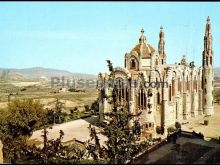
[175,122,181,129]
[70,109,74,114]
[156,126,164,135]
[84,105,90,112]
[91,99,99,112]
[20,88,27,91]
[167,126,176,134]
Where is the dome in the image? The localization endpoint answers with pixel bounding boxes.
[131,28,155,58]
[132,43,155,58]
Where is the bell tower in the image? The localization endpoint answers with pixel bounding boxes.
[158,26,166,64]
[202,16,214,115]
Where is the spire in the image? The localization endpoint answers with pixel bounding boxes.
[202,16,214,116]
[159,26,164,38]
[139,28,147,44]
[158,26,166,64]
[180,55,188,66]
[204,16,213,54]
[205,16,212,36]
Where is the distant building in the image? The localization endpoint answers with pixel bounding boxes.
[98,17,214,138]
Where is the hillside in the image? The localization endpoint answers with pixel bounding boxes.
[215,67,220,77]
[0,67,97,82]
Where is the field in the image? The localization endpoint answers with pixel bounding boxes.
[0,81,98,111]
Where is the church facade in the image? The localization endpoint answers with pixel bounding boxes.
[98,17,214,138]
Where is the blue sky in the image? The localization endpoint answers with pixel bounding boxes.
[0,2,219,75]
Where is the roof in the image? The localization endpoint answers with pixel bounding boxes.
[132,43,155,58]
[131,29,155,58]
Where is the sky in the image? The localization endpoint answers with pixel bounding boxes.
[0,2,220,75]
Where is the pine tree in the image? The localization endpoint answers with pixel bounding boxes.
[87,60,148,164]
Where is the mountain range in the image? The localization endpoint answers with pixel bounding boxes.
[0,67,97,81]
[0,67,220,82]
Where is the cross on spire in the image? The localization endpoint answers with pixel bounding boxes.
[207,16,210,23]
[139,28,146,44]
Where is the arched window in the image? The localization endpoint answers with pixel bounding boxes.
[157,92,160,104]
[155,59,159,65]
[210,56,212,65]
[116,79,128,103]
[187,77,190,91]
[130,59,136,69]
[206,56,208,66]
[146,124,148,129]
[178,78,182,93]
[172,79,175,96]
[194,76,197,92]
[169,85,172,101]
[138,88,146,109]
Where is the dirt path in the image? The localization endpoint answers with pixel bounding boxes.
[29,116,107,146]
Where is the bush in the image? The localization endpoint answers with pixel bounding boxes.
[70,107,78,114]
[91,99,99,112]
[156,126,164,135]
[70,109,74,114]
[84,105,90,112]
[59,112,68,123]
[175,122,181,129]
[20,88,27,91]
[68,88,77,92]
[68,88,86,93]
[167,126,176,134]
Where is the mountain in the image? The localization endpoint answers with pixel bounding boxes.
[0,66,219,82]
[215,67,220,77]
[0,67,97,81]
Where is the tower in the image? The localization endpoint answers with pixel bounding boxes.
[202,16,214,115]
[158,26,166,64]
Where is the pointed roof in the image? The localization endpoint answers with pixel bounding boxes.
[205,16,212,36]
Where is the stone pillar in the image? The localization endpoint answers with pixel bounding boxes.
[162,86,168,136]
[198,89,203,115]
[175,95,181,121]
[183,92,191,120]
[203,68,214,115]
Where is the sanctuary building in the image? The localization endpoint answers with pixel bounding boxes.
[98,17,214,138]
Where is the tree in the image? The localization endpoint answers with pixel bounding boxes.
[86,60,148,164]
[47,99,65,124]
[0,99,47,163]
[91,99,99,114]
[54,99,65,124]
[21,127,87,164]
